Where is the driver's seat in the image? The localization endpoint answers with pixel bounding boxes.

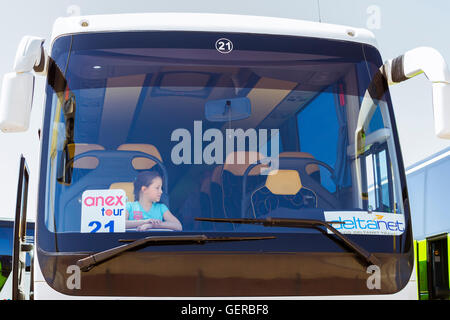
[250,169,317,218]
[278,152,320,182]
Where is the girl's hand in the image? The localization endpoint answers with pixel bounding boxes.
[145,219,162,225]
[137,223,152,231]
[137,219,162,231]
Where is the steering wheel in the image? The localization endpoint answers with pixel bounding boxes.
[241,156,340,216]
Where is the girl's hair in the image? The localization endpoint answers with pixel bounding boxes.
[133,171,162,201]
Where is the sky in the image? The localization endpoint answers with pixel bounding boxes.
[0,0,449,220]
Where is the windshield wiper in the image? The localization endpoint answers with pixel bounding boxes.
[195,217,380,266]
[76,234,275,272]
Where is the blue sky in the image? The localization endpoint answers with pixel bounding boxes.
[0,0,449,220]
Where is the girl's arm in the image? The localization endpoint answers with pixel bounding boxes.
[137,210,183,231]
[161,210,183,231]
[125,210,155,229]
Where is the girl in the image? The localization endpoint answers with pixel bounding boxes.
[126,171,182,231]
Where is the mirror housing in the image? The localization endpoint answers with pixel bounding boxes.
[431,82,450,139]
[0,36,45,133]
[0,72,35,132]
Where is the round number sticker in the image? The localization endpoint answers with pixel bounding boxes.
[215,38,233,54]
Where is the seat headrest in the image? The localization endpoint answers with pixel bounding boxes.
[279,152,319,175]
[223,151,268,176]
[117,144,162,170]
[67,143,105,169]
[265,170,302,195]
[110,182,134,202]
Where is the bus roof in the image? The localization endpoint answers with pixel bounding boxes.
[50,12,378,48]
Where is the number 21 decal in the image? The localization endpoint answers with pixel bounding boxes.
[88,220,115,233]
[215,38,233,54]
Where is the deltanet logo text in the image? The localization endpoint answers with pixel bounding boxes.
[324,211,405,236]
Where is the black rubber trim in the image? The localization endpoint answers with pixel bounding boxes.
[368,68,388,101]
[391,55,408,83]
[33,46,46,73]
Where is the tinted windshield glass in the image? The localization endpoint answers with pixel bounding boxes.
[42,32,405,241]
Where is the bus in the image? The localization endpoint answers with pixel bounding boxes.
[0,13,449,299]
[407,147,450,300]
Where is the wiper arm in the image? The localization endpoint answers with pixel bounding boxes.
[76,234,275,272]
[195,217,380,266]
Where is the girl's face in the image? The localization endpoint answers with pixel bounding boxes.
[140,177,163,203]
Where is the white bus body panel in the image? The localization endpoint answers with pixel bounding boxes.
[49,13,378,49]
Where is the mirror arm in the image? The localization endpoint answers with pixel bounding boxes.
[383,47,450,139]
[384,47,450,85]
[13,36,47,75]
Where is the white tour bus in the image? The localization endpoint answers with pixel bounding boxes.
[0,13,450,299]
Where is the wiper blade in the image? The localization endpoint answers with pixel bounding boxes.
[76,234,275,272]
[195,217,380,266]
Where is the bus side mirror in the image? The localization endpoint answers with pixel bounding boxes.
[0,36,45,133]
[431,82,450,139]
[385,47,450,139]
[0,72,35,132]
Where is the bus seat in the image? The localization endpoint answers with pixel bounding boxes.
[186,172,214,231]
[116,143,169,207]
[250,169,317,218]
[59,145,165,232]
[265,169,302,195]
[279,152,320,181]
[223,151,267,176]
[117,143,163,170]
[110,182,135,202]
[208,165,233,230]
[222,151,267,218]
[277,151,340,209]
[211,165,223,185]
[67,143,105,169]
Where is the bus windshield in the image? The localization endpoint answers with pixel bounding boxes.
[41,31,407,250]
